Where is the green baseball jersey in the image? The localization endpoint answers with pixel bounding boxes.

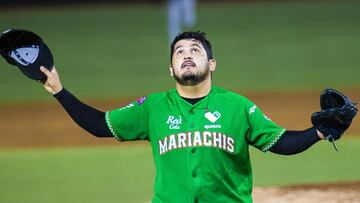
[105,85,285,203]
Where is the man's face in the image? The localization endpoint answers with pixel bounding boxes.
[170,39,216,86]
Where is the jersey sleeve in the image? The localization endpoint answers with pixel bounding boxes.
[245,102,286,152]
[105,97,149,141]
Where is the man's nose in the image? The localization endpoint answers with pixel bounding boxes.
[184,55,192,60]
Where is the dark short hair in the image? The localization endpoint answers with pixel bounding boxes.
[170,31,213,62]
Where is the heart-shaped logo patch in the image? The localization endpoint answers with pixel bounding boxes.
[204,111,221,123]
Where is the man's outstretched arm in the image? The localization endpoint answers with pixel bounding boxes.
[271,88,357,155]
[270,127,323,155]
[40,66,112,137]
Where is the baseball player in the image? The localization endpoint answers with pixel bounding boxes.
[38,31,357,203]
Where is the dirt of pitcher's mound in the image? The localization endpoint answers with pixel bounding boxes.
[253,181,360,203]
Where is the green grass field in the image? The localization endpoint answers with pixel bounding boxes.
[0,2,359,102]
[0,137,359,203]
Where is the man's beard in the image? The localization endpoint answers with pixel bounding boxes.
[173,68,210,86]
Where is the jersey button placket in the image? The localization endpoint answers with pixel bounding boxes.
[189,109,195,129]
[189,109,197,155]
[188,108,199,200]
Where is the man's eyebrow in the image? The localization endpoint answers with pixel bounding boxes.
[174,45,183,51]
[191,43,202,49]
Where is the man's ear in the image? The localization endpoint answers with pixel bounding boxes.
[169,65,174,76]
[209,59,217,72]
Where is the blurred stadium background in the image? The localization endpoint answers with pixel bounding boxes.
[0,0,359,202]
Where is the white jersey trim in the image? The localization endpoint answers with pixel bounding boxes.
[105,111,123,141]
[261,128,286,152]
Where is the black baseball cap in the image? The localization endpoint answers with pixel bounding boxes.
[0,29,53,80]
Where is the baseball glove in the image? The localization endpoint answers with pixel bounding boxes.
[311,88,357,143]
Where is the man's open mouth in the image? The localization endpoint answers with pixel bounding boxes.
[181,61,196,68]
